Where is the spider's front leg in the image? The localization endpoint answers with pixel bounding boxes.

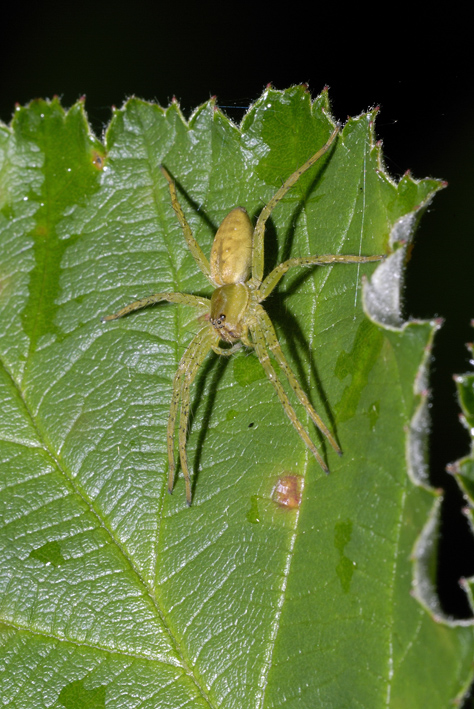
[168,325,218,506]
[249,317,330,472]
[103,290,214,505]
[257,306,341,455]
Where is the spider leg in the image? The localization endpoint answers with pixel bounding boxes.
[160,166,215,286]
[251,125,339,284]
[258,307,341,455]
[102,293,210,321]
[250,320,329,473]
[168,325,216,505]
[258,253,385,301]
[212,342,243,356]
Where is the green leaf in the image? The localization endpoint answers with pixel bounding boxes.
[452,343,474,607]
[1,87,473,707]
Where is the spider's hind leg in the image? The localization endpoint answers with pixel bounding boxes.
[160,165,214,286]
[251,125,340,284]
[102,293,210,321]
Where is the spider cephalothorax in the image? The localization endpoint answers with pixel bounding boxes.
[104,125,385,505]
[210,281,251,342]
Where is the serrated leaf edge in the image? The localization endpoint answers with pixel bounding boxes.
[364,201,474,629]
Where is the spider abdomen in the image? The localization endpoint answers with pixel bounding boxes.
[210,207,253,286]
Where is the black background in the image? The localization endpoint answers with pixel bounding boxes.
[1,0,473,681]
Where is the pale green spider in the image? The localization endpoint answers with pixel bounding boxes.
[104,125,384,505]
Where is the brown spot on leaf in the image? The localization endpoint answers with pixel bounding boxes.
[91,149,106,170]
[34,224,48,239]
[273,474,303,509]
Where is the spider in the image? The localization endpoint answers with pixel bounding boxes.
[103,125,385,505]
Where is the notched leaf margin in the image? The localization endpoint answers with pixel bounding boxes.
[451,341,474,608]
[364,168,474,629]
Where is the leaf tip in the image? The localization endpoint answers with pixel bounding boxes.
[446,462,458,475]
